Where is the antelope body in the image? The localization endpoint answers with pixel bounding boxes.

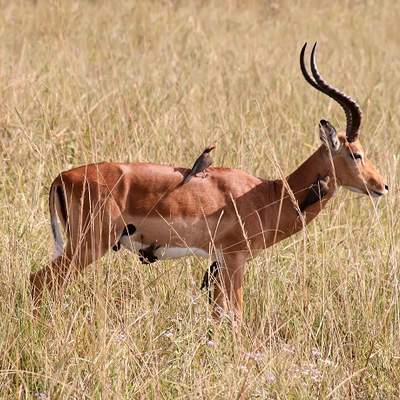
[30,43,388,320]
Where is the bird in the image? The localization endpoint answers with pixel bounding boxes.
[138,243,160,264]
[299,175,330,213]
[181,145,215,185]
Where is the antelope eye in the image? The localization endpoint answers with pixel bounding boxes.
[352,153,363,161]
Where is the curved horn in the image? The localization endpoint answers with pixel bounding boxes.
[309,42,362,142]
[300,43,321,91]
[300,42,352,130]
[300,42,362,142]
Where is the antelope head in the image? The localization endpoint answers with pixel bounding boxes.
[301,43,388,197]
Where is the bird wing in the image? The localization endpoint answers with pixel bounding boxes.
[190,155,205,174]
[181,155,203,184]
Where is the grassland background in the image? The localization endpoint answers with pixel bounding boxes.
[0,0,399,398]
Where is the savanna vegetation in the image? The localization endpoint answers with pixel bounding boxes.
[0,0,399,398]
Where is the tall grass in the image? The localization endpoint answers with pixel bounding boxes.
[0,0,399,398]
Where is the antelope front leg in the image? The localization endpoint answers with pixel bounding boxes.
[212,252,246,324]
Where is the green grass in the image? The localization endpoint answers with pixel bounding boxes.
[0,0,399,398]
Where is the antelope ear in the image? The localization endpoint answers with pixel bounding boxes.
[319,119,340,152]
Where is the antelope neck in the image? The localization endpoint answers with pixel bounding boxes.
[286,145,332,203]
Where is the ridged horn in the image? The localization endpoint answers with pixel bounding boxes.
[300,42,362,142]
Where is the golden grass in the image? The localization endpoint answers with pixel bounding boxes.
[1,0,399,398]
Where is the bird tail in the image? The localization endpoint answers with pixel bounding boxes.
[181,171,193,185]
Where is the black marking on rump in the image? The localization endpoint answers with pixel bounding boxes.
[200,261,219,304]
[56,185,68,227]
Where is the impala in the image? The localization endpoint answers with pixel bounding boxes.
[30,43,388,320]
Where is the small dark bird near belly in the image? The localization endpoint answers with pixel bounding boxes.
[182,145,215,185]
[299,176,330,213]
[138,243,160,264]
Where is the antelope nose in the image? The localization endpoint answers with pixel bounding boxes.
[385,184,389,191]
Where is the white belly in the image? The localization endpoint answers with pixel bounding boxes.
[119,236,209,260]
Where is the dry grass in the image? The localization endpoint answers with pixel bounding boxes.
[1,0,399,398]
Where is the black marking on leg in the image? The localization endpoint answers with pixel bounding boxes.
[200,261,219,304]
[112,242,121,252]
[121,224,136,237]
[113,224,136,253]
